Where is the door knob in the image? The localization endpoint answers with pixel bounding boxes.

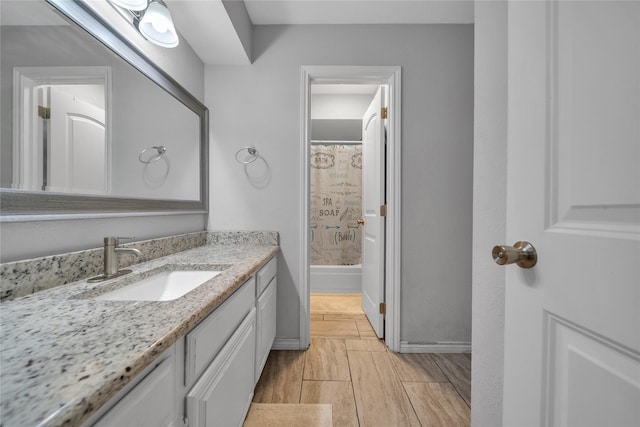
[357,218,365,225]
[492,241,537,268]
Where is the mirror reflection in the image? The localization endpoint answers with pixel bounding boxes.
[1,0,201,202]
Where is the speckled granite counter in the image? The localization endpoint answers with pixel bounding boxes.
[0,238,279,426]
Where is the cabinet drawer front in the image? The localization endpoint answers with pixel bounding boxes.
[256,256,277,297]
[256,278,277,384]
[94,353,175,427]
[186,309,256,427]
[185,277,255,387]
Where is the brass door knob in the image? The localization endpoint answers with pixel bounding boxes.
[492,241,537,268]
[357,219,365,225]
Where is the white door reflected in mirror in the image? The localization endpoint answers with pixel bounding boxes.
[47,84,108,194]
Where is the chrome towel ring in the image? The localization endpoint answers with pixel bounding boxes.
[235,145,259,164]
[139,146,167,164]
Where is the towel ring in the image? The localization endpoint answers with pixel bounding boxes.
[139,146,167,164]
[235,146,259,164]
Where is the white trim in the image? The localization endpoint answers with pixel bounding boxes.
[272,338,302,351]
[387,68,402,353]
[400,342,472,353]
[300,66,402,353]
[299,67,312,350]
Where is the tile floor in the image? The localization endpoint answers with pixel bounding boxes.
[244,293,471,427]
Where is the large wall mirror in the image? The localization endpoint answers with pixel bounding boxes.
[0,0,208,219]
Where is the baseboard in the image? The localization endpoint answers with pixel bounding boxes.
[272,338,303,350]
[399,341,471,353]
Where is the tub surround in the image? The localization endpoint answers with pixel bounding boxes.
[310,264,362,293]
[0,232,279,426]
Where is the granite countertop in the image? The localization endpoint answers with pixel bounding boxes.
[0,242,279,427]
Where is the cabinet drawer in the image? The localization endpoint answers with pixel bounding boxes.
[256,256,277,297]
[185,276,255,387]
[186,308,256,427]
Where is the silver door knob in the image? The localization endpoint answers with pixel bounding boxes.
[492,241,537,268]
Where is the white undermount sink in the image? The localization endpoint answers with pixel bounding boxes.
[94,270,222,301]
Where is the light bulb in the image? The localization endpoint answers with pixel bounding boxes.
[137,0,179,48]
[151,18,169,34]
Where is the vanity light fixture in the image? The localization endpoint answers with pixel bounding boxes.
[136,0,179,48]
[109,0,179,48]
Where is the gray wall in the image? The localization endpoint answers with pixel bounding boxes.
[0,3,207,262]
[472,1,507,425]
[205,24,473,344]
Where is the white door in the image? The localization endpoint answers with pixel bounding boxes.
[503,2,640,426]
[361,87,386,338]
[48,86,107,194]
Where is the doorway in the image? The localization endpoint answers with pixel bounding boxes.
[299,66,401,351]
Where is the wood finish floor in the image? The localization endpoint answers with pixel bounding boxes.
[245,293,471,427]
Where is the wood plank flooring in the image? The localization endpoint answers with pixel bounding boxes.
[246,293,471,427]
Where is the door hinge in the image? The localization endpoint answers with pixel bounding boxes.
[380,205,387,217]
[38,106,50,119]
[379,302,386,315]
[380,107,388,119]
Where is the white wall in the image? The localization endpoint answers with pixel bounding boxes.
[472,1,507,425]
[0,4,207,263]
[311,94,372,120]
[205,24,473,344]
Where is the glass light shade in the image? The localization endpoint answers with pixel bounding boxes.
[110,0,148,12]
[138,0,179,48]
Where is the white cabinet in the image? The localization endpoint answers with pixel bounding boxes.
[88,255,277,427]
[186,309,256,427]
[255,278,276,383]
[185,277,256,388]
[92,346,178,427]
[256,256,277,296]
[255,256,277,383]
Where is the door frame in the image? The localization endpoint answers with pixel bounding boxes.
[299,66,402,352]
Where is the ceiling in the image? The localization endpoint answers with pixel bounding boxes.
[167,0,474,65]
[243,0,474,25]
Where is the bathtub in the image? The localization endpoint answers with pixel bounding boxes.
[310,264,362,293]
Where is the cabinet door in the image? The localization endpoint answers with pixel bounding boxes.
[186,309,256,427]
[255,278,277,383]
[93,352,176,427]
[185,277,255,388]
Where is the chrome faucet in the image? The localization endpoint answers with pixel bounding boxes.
[103,237,142,277]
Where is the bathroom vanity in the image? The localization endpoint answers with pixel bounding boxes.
[0,233,279,427]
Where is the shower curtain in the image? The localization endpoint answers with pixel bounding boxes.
[310,144,362,265]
